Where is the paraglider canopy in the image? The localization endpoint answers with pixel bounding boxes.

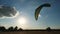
[35,3,51,21]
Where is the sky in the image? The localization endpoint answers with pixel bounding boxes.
[0,0,60,29]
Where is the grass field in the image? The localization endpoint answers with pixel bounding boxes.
[0,30,60,34]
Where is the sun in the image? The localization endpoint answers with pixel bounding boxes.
[17,17,27,25]
[39,14,41,17]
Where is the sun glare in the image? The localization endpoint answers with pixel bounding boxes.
[39,14,41,17]
[17,17,27,25]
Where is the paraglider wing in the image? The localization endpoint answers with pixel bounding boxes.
[35,3,51,20]
[35,6,42,20]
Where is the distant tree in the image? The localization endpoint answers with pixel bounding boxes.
[0,26,6,31]
[14,26,18,31]
[46,27,51,31]
[18,28,23,31]
[8,26,14,31]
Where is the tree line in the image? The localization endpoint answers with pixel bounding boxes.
[0,26,53,32]
[0,26,23,32]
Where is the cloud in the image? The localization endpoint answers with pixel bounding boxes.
[0,5,19,18]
